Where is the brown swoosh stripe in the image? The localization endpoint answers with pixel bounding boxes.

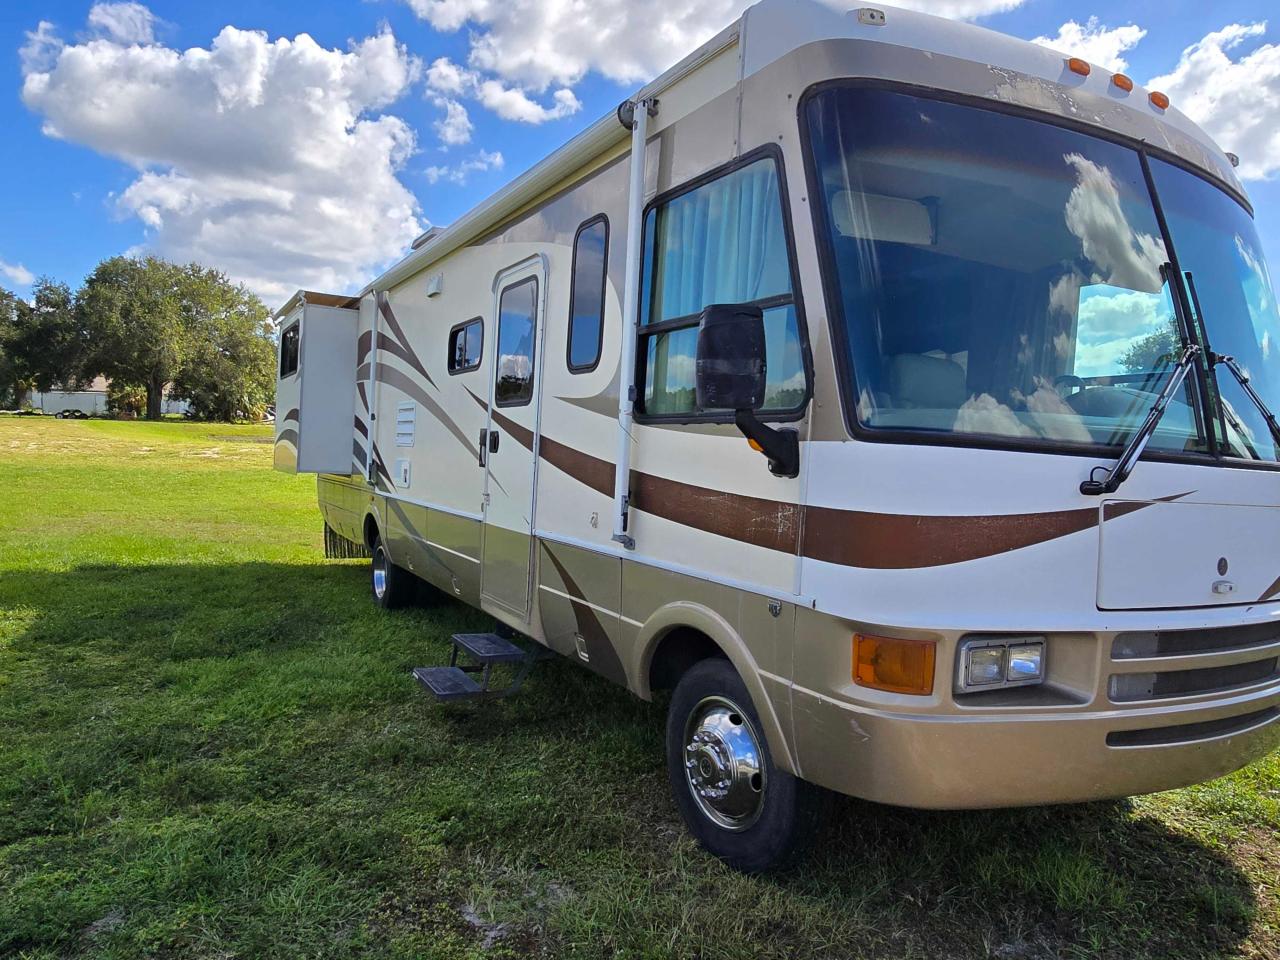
[1257,575,1280,603]
[359,329,434,387]
[542,544,626,685]
[353,416,368,440]
[465,392,1179,567]
[282,407,300,426]
[276,427,299,450]
[377,295,435,387]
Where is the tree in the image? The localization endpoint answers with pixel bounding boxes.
[76,257,189,420]
[1121,319,1180,374]
[0,288,19,408]
[169,265,275,421]
[2,278,93,400]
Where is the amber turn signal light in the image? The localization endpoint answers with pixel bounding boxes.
[1112,73,1134,92]
[1067,57,1091,77]
[1149,91,1170,110]
[853,634,936,695]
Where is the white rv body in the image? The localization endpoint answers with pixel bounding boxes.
[276,0,1280,834]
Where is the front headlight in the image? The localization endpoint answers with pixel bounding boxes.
[956,636,1046,693]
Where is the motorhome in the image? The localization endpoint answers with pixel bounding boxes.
[275,0,1280,871]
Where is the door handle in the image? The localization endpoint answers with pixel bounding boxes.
[478,428,488,467]
[489,430,500,454]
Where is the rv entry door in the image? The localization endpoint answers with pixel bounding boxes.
[480,258,547,618]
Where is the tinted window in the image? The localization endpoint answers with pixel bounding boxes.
[279,322,300,378]
[496,278,537,406]
[448,318,483,374]
[568,217,608,371]
[804,86,1207,454]
[1150,158,1280,463]
[638,155,806,417]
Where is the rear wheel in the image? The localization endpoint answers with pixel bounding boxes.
[370,535,412,610]
[666,658,827,873]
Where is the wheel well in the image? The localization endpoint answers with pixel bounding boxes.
[362,514,380,550]
[647,627,727,693]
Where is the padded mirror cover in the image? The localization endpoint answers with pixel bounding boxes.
[695,303,767,411]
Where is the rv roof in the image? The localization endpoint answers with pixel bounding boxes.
[360,0,1242,299]
[274,289,361,320]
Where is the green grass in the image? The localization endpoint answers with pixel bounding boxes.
[1,417,1277,959]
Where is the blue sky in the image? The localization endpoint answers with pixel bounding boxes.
[1,0,1278,307]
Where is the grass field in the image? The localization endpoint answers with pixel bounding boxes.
[1,416,1277,960]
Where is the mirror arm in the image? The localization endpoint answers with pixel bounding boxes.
[734,409,799,479]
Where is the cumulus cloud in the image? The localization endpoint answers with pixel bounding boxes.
[1031,18,1146,72]
[424,55,580,124]
[405,0,1027,94]
[87,2,156,45]
[1062,153,1167,291]
[20,9,424,303]
[1148,22,1280,180]
[424,149,504,185]
[431,96,473,145]
[0,260,35,287]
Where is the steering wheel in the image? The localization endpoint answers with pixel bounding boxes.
[1054,374,1085,396]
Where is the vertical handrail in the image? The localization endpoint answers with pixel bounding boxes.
[367,291,381,484]
[611,98,657,550]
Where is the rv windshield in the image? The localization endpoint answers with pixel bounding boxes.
[1149,158,1280,463]
[804,85,1209,455]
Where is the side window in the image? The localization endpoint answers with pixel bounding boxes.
[448,317,483,374]
[568,216,608,372]
[638,153,806,418]
[279,321,300,378]
[495,278,538,406]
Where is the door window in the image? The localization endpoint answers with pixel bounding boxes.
[495,278,538,407]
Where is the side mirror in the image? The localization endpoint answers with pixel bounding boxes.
[695,303,767,412]
[694,303,799,479]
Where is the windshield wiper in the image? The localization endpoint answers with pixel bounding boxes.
[1212,352,1280,446]
[1183,271,1280,448]
[1080,342,1201,496]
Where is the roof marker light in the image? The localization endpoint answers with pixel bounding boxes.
[1112,73,1134,92]
[1067,58,1091,77]
[1149,91,1170,110]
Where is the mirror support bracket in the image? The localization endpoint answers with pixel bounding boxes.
[734,409,799,478]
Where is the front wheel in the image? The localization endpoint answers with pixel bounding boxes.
[370,535,412,610]
[665,658,827,873]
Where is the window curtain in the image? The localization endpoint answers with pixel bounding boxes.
[650,160,791,323]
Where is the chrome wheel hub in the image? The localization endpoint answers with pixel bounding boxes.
[683,696,766,831]
[372,547,388,599]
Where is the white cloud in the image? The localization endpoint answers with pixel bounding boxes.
[20,9,424,303]
[87,2,156,45]
[1031,18,1146,73]
[476,81,580,123]
[424,56,580,125]
[424,149,504,185]
[0,260,35,287]
[406,0,1027,96]
[1148,23,1280,181]
[431,96,473,145]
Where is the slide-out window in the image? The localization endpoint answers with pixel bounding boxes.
[495,278,538,406]
[279,322,300,378]
[448,318,483,374]
[637,151,806,419]
[568,216,608,372]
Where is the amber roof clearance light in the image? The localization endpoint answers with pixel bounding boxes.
[1112,73,1134,92]
[1067,57,1091,77]
[1149,91,1170,110]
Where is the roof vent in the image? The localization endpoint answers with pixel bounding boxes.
[411,226,443,250]
[1226,152,1241,169]
[855,7,886,26]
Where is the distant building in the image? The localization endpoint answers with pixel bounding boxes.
[22,377,190,416]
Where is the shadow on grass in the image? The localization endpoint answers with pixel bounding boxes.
[0,561,1266,960]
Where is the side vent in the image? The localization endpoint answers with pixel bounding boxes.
[395,402,416,447]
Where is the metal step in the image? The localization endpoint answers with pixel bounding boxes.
[451,632,527,664]
[413,666,483,701]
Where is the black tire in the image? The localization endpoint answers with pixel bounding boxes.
[666,658,828,873]
[370,535,413,610]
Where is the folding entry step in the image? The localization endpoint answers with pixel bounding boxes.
[412,632,547,703]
